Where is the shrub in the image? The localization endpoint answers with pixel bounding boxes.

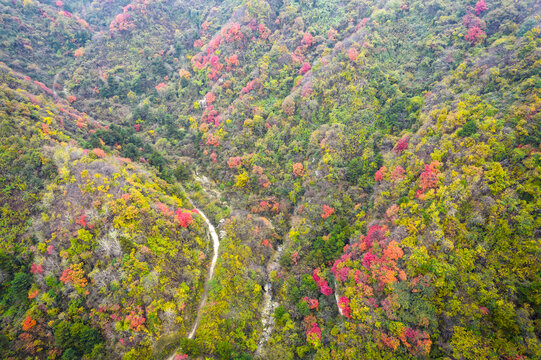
[457,120,478,137]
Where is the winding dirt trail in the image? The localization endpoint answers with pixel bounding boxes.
[168,174,282,359]
[166,184,222,360]
[186,208,221,339]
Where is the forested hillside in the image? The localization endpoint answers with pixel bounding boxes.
[0,0,539,359]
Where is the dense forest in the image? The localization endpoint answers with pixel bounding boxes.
[0,0,539,359]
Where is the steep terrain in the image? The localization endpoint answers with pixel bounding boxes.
[0,0,540,359]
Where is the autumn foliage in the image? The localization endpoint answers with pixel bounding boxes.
[312,268,333,296]
[205,91,216,104]
[320,205,335,219]
[393,135,409,153]
[475,0,488,15]
[375,166,387,182]
[175,209,193,228]
[302,297,319,310]
[59,263,88,288]
[347,47,359,61]
[293,162,304,177]
[0,1,538,359]
[282,96,295,116]
[227,156,242,169]
[306,322,321,342]
[92,148,106,158]
[30,264,43,274]
[417,161,441,197]
[74,47,84,58]
[465,26,485,44]
[301,32,314,47]
[22,316,36,331]
[299,62,311,75]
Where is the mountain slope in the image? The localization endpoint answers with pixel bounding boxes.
[0,0,539,359]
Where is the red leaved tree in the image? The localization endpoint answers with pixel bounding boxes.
[175,210,193,228]
[321,205,335,219]
[393,136,409,153]
[465,26,486,44]
[293,162,305,177]
[475,0,488,15]
[348,47,359,61]
[301,32,314,47]
[299,62,311,75]
[227,156,242,169]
